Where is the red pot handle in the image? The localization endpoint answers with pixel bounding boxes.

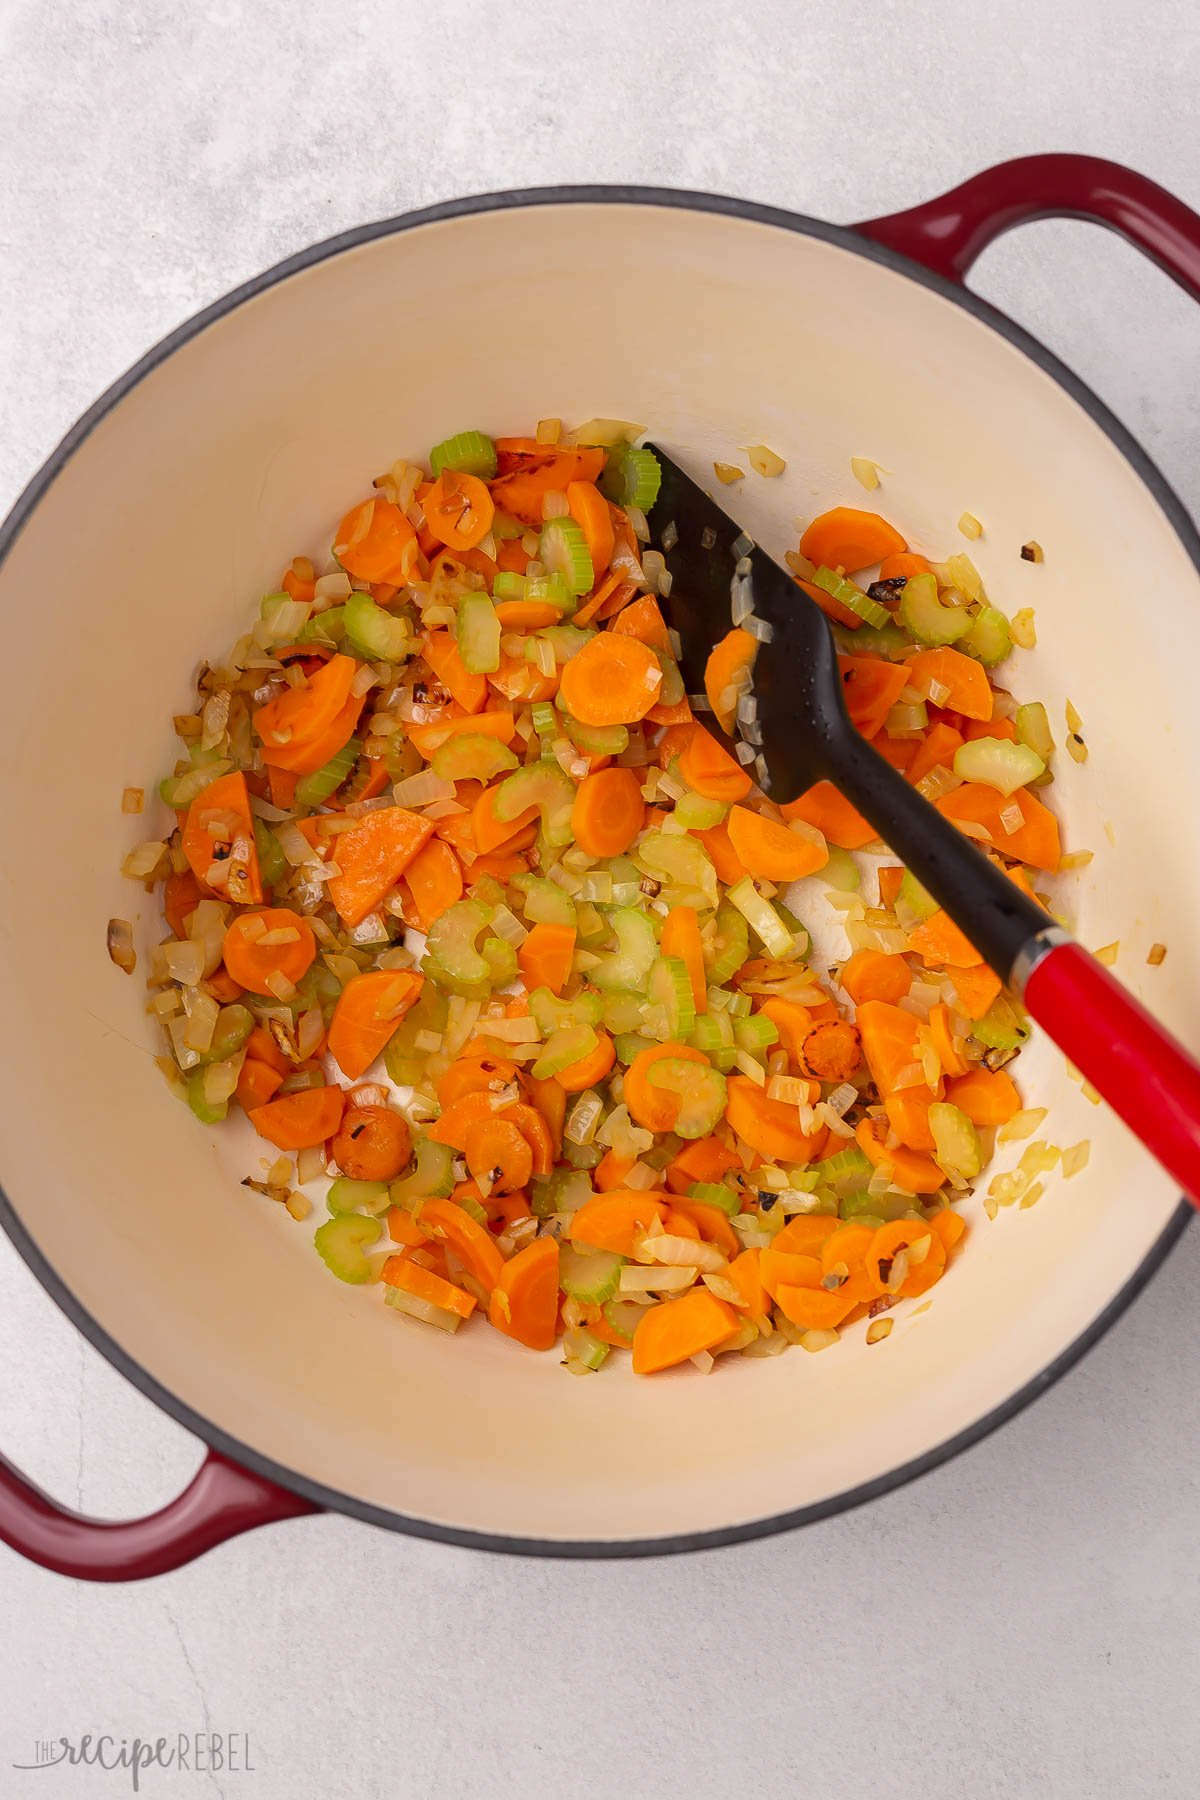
[0,1445,318,1581]
[855,152,1200,298]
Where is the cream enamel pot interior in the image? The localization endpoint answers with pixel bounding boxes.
[2,160,1198,1570]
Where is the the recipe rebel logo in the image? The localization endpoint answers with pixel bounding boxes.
[11,1731,255,1790]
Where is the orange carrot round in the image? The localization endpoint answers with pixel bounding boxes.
[422,470,495,551]
[839,949,911,1007]
[555,1029,616,1094]
[946,1066,1021,1126]
[571,766,644,856]
[660,907,707,1013]
[631,1289,737,1374]
[222,908,316,995]
[181,770,262,901]
[328,970,424,1081]
[704,628,757,734]
[725,1075,824,1162]
[623,1042,709,1133]
[517,922,577,997]
[798,1019,862,1083]
[877,552,931,581]
[558,634,662,726]
[332,1105,412,1181]
[488,1236,560,1351]
[570,1191,667,1256]
[417,1196,505,1293]
[678,726,752,803]
[566,480,616,580]
[727,804,829,881]
[436,1052,519,1109]
[465,1117,533,1194]
[249,1085,345,1150]
[855,1116,946,1195]
[799,507,907,574]
[401,837,464,932]
[334,496,418,584]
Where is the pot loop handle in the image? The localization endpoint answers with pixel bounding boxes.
[0,1446,319,1582]
[855,153,1200,299]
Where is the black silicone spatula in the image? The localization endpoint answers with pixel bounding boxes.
[646,444,1200,1206]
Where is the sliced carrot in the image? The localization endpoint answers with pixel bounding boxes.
[760,1248,823,1298]
[281,562,317,604]
[855,1116,945,1195]
[570,1191,668,1256]
[947,963,1004,1020]
[818,1222,878,1306]
[488,1237,560,1351]
[422,470,494,551]
[496,537,533,575]
[878,552,931,581]
[244,1024,289,1075]
[661,907,707,1014]
[705,629,757,734]
[472,782,540,856]
[201,966,245,1005]
[489,653,559,705]
[646,690,694,728]
[267,766,299,810]
[249,1085,345,1150]
[963,715,1017,742]
[663,1207,701,1241]
[798,1019,862,1082]
[493,600,563,630]
[334,496,418,584]
[727,1248,768,1318]
[665,1197,739,1259]
[401,836,464,931]
[489,451,604,525]
[557,633,662,726]
[465,1117,534,1193]
[223,907,316,995]
[781,781,876,850]
[331,1105,411,1181]
[575,571,638,628]
[935,783,1061,871]
[328,970,424,1081]
[665,1134,740,1194]
[254,654,360,767]
[866,1218,946,1298]
[236,1058,283,1111]
[727,805,829,881]
[839,655,910,741]
[692,818,745,884]
[566,480,616,579]
[839,949,911,1007]
[906,721,964,786]
[501,1101,556,1177]
[904,648,993,721]
[928,1001,969,1078]
[405,708,515,760]
[773,1215,840,1255]
[427,1091,499,1150]
[623,1042,709,1133]
[517,921,577,997]
[796,574,862,631]
[931,1209,968,1254]
[875,736,917,773]
[799,507,907,574]
[437,1051,519,1109]
[556,1029,616,1094]
[384,1255,477,1320]
[884,1090,936,1152]
[422,629,488,713]
[631,1288,738,1374]
[181,771,262,901]
[907,907,983,969]
[678,726,752,803]
[326,807,435,927]
[774,1286,856,1330]
[164,868,205,938]
[725,1075,825,1163]
[756,999,824,1074]
[571,766,644,857]
[947,1067,1021,1126]
[519,1073,566,1159]
[417,1196,505,1293]
[494,440,605,478]
[608,594,671,651]
[595,1147,637,1191]
[877,865,904,909]
[855,999,933,1098]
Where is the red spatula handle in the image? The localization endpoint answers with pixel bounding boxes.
[1022,940,1200,1207]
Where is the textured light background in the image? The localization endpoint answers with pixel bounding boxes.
[1,2,1198,1794]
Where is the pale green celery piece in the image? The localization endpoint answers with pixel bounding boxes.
[429,430,497,479]
[953,737,1044,797]
[960,605,1012,666]
[327,1177,390,1216]
[297,604,346,647]
[455,1191,489,1226]
[599,443,662,511]
[832,622,912,659]
[613,1030,655,1067]
[898,572,971,646]
[645,956,696,1041]
[431,733,518,783]
[295,735,362,808]
[202,1004,254,1065]
[599,990,647,1034]
[558,1245,625,1304]
[524,572,575,616]
[814,1146,872,1188]
[185,1068,228,1125]
[390,1139,456,1209]
[560,1138,602,1170]
[470,873,506,910]
[733,1014,778,1054]
[494,759,575,844]
[533,1023,599,1079]
[383,983,449,1085]
[561,714,629,756]
[493,571,527,603]
[690,1011,734,1070]
[1015,701,1055,763]
[645,1059,728,1138]
[562,1326,610,1372]
[897,867,938,923]
[454,593,502,674]
[529,986,602,1036]
[574,902,608,945]
[822,846,860,893]
[634,831,718,910]
[533,624,595,665]
[689,1181,739,1217]
[813,565,889,628]
[602,1298,644,1342]
[314,1214,384,1283]
[839,1195,886,1226]
[344,591,410,662]
[589,908,659,991]
[970,996,1030,1051]
[159,759,232,808]
[653,650,685,706]
[423,899,515,995]
[928,1102,983,1182]
[528,702,559,748]
[705,903,750,985]
[531,1167,593,1218]
[641,1130,683,1172]
[674,789,727,830]
[253,818,286,887]
[539,517,594,595]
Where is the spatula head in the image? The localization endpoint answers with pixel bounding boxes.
[646,445,850,804]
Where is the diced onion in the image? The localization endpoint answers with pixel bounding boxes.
[850,456,880,491]
[746,444,786,478]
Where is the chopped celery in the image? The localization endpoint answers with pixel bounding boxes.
[653,650,685,707]
[454,593,502,674]
[383,982,449,1085]
[1016,701,1055,763]
[327,1177,390,1216]
[201,1004,254,1064]
[454,1191,489,1227]
[345,591,410,662]
[897,867,938,923]
[561,714,629,756]
[705,903,750,985]
[726,877,796,959]
[494,759,575,845]
[733,1014,778,1055]
[511,872,577,929]
[562,1325,610,1373]
[159,759,232,808]
[431,733,518,783]
[384,1286,463,1332]
[423,899,517,995]
[599,990,647,1033]
[493,570,526,602]
[602,1298,643,1343]
[814,566,890,628]
[961,605,1012,666]
[253,818,286,887]
[645,956,696,1041]
[689,1181,739,1217]
[531,1167,593,1217]
[390,1139,456,1208]
[898,572,971,646]
[589,908,658,991]
[710,986,751,1018]
[643,1130,683,1172]
[953,737,1044,797]
[533,1022,599,1079]
[822,846,860,893]
[531,623,595,664]
[471,873,506,910]
[185,1067,228,1125]
[297,605,346,647]
[599,443,662,511]
[295,735,361,808]
[970,995,1030,1051]
[539,518,594,595]
[635,832,718,910]
[833,621,912,659]
[613,1030,655,1067]
[491,510,525,541]
[814,1146,872,1188]
[673,789,727,830]
[524,572,575,615]
[529,701,559,747]
[929,1102,983,1182]
[838,1196,886,1226]
[314,1214,383,1283]
[561,1138,602,1170]
[429,430,497,479]
[529,987,602,1035]
[559,1245,624,1303]
[645,1059,728,1138]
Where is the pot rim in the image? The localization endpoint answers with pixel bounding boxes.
[0,182,1193,1558]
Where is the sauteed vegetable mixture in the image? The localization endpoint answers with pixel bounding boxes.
[121,423,1069,1375]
